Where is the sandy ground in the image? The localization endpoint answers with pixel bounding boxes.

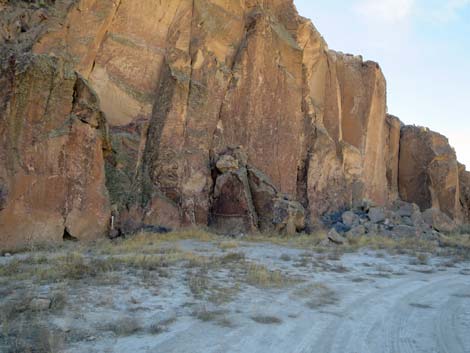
[1,240,470,353]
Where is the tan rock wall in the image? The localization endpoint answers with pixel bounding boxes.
[11,0,397,232]
[399,126,462,221]
[0,56,110,249]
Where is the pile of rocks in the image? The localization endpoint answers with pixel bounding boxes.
[326,200,458,242]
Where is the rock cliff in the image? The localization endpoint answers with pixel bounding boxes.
[1,0,468,248]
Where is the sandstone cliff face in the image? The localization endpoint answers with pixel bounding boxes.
[0,55,110,249]
[0,0,468,248]
[399,126,462,221]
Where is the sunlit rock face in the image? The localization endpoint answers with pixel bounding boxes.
[0,0,468,248]
[398,126,462,222]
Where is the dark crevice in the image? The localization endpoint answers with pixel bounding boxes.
[63,228,78,242]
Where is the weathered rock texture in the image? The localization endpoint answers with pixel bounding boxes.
[0,55,110,248]
[0,0,469,248]
[399,126,462,221]
[459,164,470,222]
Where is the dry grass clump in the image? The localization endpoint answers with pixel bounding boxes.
[2,248,200,284]
[219,252,245,264]
[409,252,429,265]
[0,291,66,353]
[148,316,177,335]
[97,227,215,255]
[280,253,292,261]
[191,306,231,326]
[347,235,437,255]
[208,284,241,305]
[0,258,22,278]
[2,321,65,353]
[0,252,114,282]
[187,270,210,299]
[457,224,470,235]
[245,264,295,289]
[219,240,239,250]
[251,315,283,325]
[439,234,470,249]
[186,262,241,304]
[437,234,470,260]
[244,231,327,249]
[114,249,188,270]
[292,283,339,309]
[49,289,67,312]
[101,316,142,336]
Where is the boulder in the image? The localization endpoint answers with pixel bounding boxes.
[272,197,306,236]
[401,217,414,227]
[248,167,305,234]
[422,208,458,233]
[327,228,347,245]
[247,168,278,231]
[411,211,425,227]
[393,200,421,218]
[333,222,351,233]
[392,225,418,238]
[364,222,380,235]
[212,168,257,236]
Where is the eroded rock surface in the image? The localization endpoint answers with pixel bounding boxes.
[399,126,462,221]
[0,55,110,248]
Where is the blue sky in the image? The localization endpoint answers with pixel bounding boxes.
[294,0,470,167]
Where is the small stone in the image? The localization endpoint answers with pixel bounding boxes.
[394,201,420,217]
[368,207,386,224]
[385,210,402,225]
[29,298,51,311]
[411,210,424,227]
[4,253,11,257]
[342,211,359,228]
